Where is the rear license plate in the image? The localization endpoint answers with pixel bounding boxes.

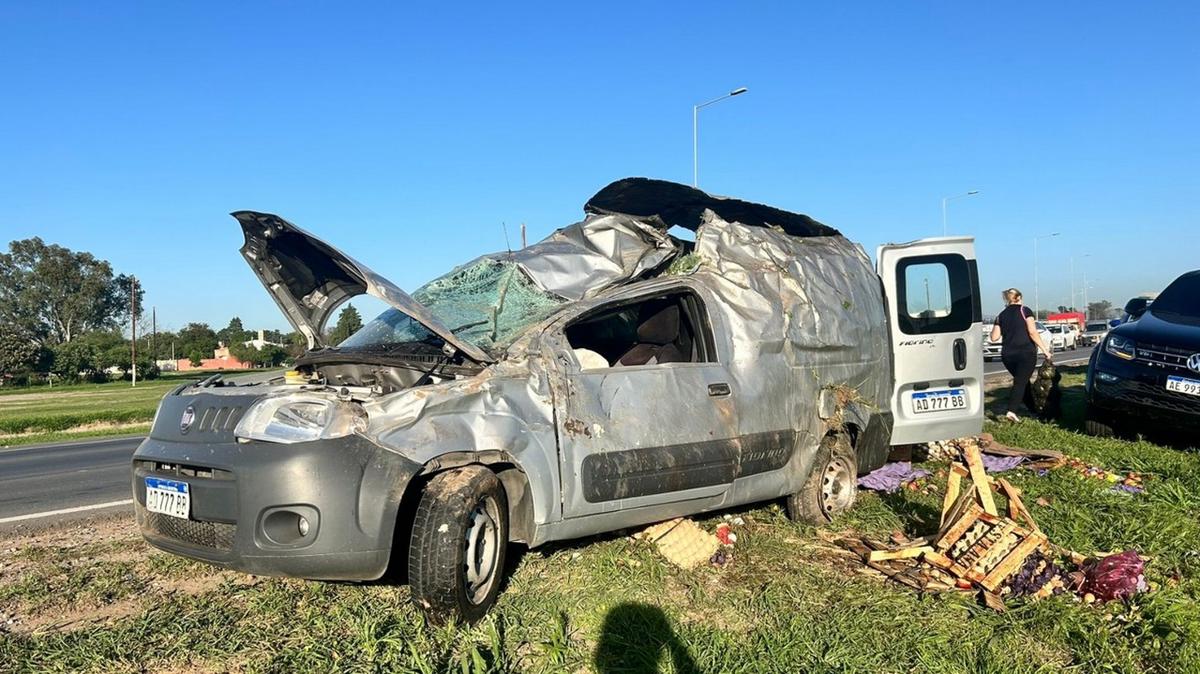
[1166,376,1200,397]
[911,388,967,414]
[145,477,190,519]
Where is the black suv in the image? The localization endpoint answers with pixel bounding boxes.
[1085,270,1200,439]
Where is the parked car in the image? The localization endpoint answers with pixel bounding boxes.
[984,321,1053,361]
[131,178,984,621]
[1085,270,1200,438]
[1045,324,1077,351]
[1082,320,1111,347]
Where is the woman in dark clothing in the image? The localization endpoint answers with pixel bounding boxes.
[990,288,1053,422]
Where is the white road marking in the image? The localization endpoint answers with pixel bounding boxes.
[0,499,133,524]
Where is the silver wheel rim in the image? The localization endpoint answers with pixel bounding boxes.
[463,495,501,605]
[820,455,856,517]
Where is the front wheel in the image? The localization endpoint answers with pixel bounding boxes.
[787,434,857,524]
[409,466,508,624]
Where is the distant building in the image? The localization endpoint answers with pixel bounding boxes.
[243,329,285,350]
[175,342,252,372]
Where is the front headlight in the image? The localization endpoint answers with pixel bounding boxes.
[1105,334,1137,361]
[235,396,368,444]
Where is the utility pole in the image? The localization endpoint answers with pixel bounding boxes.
[152,307,157,368]
[130,277,138,387]
[520,223,527,249]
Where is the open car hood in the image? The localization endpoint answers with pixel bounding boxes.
[234,211,494,363]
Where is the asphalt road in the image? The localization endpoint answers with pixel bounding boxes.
[983,345,1094,374]
[0,436,140,530]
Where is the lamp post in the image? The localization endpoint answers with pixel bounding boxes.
[1078,253,1092,318]
[941,190,980,236]
[693,87,748,187]
[1033,232,1060,318]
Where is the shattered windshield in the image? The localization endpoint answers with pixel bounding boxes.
[337,258,567,354]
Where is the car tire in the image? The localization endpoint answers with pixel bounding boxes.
[1085,418,1116,438]
[409,465,508,624]
[786,433,857,524]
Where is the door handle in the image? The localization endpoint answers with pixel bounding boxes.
[708,382,731,397]
[953,338,967,371]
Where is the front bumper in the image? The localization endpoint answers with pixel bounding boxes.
[1087,356,1200,432]
[132,434,421,580]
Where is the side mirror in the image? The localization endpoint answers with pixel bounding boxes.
[1124,297,1150,319]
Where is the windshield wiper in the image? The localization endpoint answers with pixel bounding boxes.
[449,319,489,334]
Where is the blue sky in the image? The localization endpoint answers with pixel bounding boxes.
[1,2,1196,333]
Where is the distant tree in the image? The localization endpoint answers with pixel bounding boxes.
[230,341,288,368]
[0,237,141,345]
[151,330,177,360]
[177,323,218,360]
[0,327,41,381]
[327,306,363,345]
[283,331,307,358]
[51,340,100,382]
[217,317,250,346]
[188,350,204,367]
[228,341,257,367]
[1087,300,1114,320]
[258,344,289,368]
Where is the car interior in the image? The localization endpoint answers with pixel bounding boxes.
[564,292,712,368]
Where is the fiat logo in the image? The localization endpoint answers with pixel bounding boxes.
[1188,354,1200,374]
[180,405,196,434]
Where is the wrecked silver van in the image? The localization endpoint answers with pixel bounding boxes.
[132,178,983,621]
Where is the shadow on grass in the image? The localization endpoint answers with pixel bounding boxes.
[594,602,699,674]
[877,490,943,537]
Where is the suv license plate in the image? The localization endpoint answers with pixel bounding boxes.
[145,477,190,520]
[911,388,967,414]
[1166,376,1200,397]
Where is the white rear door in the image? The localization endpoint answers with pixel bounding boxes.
[878,238,984,445]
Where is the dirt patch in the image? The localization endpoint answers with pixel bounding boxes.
[0,512,243,636]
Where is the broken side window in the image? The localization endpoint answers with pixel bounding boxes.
[564,291,715,369]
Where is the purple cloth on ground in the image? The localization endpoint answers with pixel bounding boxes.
[981,454,1025,473]
[857,462,931,493]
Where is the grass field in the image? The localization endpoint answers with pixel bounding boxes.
[0,371,255,445]
[1,367,1198,672]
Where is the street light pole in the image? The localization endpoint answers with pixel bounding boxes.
[693,87,748,188]
[1033,232,1060,319]
[941,190,980,236]
[1079,253,1091,318]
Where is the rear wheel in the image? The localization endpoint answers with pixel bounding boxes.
[408,466,508,624]
[787,434,857,524]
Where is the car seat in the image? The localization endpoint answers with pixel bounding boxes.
[617,302,687,366]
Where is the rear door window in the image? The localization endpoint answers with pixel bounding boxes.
[894,254,980,335]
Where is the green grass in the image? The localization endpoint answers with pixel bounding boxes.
[2,369,1199,672]
[0,378,181,435]
[0,370,267,444]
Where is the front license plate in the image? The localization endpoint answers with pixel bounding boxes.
[1166,376,1200,397]
[911,388,967,414]
[145,477,190,519]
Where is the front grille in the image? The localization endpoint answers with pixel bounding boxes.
[141,506,236,551]
[1135,343,1196,372]
[194,405,246,433]
[1096,378,1200,416]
